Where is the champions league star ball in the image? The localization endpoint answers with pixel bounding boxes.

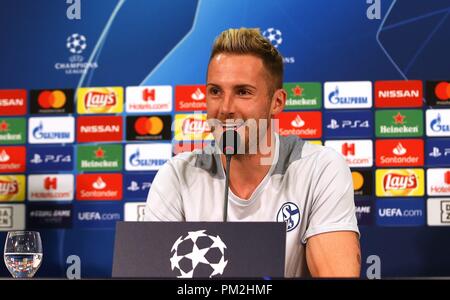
[262,28,283,48]
[66,33,87,54]
[170,230,228,278]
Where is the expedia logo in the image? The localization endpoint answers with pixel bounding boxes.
[126,115,172,141]
[376,169,424,197]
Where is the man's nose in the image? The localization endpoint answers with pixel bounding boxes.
[219,93,235,117]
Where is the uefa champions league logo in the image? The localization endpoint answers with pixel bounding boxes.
[170,230,228,278]
[66,33,87,54]
[262,28,283,48]
[55,33,97,74]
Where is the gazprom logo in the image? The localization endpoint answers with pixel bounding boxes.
[430,114,450,133]
[426,110,450,137]
[125,144,171,171]
[128,148,166,168]
[324,81,372,109]
[32,122,70,140]
[28,117,75,144]
[328,86,368,105]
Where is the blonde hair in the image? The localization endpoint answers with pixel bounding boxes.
[209,28,284,96]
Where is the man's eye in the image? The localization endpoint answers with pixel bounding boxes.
[238,89,250,96]
[209,87,220,95]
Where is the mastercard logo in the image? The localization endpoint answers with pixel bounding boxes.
[352,171,364,191]
[134,117,163,135]
[38,90,66,109]
[435,82,450,100]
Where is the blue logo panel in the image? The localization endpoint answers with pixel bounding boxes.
[26,146,74,172]
[123,173,156,201]
[74,203,123,229]
[355,200,374,226]
[376,199,425,226]
[323,110,373,138]
[426,139,450,166]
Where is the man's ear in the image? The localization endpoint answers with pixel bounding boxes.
[271,88,286,116]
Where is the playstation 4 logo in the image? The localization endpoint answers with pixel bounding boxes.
[429,147,450,158]
[327,119,370,130]
[324,111,372,138]
[127,181,152,192]
[429,147,442,158]
[30,153,72,164]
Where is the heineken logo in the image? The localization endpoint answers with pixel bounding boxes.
[375,110,423,137]
[77,145,122,172]
[283,82,322,109]
[0,118,26,144]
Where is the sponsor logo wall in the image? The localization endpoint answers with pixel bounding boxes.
[0,79,448,229]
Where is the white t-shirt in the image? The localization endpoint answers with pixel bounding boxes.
[144,133,359,277]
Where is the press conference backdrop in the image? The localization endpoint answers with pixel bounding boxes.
[0,0,449,278]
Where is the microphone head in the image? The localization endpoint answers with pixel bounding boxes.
[219,129,241,156]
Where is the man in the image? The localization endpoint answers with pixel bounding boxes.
[144,28,360,277]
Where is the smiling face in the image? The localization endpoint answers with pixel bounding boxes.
[206,53,285,154]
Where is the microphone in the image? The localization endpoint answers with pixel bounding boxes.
[219,129,241,222]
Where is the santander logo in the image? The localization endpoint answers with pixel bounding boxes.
[191,88,205,101]
[92,177,107,190]
[392,143,407,156]
[291,115,305,128]
[0,150,10,162]
[84,91,117,108]
[383,173,417,190]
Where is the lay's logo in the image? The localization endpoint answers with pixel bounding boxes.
[77,87,123,114]
[0,175,25,201]
[376,169,424,197]
[174,114,213,141]
[383,173,417,190]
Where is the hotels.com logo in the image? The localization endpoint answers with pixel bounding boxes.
[28,174,74,201]
[427,169,450,196]
[142,88,155,101]
[44,177,57,190]
[342,143,355,156]
[325,140,373,167]
[126,86,172,113]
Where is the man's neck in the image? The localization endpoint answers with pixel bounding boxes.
[220,132,277,200]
